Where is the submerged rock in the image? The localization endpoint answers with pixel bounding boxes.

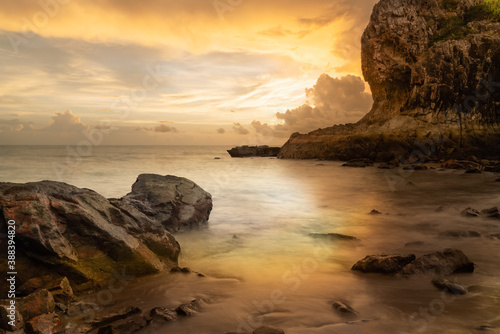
[369,209,382,215]
[149,307,177,322]
[308,233,359,241]
[461,207,480,217]
[91,307,142,328]
[481,207,500,219]
[431,278,467,295]
[401,249,474,275]
[253,326,285,334]
[351,254,416,274]
[332,301,358,316]
[342,159,374,168]
[174,299,206,317]
[439,231,481,238]
[353,249,474,276]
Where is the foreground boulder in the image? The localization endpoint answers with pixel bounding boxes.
[352,249,474,276]
[25,313,62,334]
[116,174,212,232]
[0,174,211,291]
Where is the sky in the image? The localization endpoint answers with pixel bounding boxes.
[0,0,377,145]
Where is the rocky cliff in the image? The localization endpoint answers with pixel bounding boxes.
[279,0,500,161]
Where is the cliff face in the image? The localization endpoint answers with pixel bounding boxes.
[279,0,500,161]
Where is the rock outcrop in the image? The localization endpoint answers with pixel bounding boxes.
[352,249,474,275]
[279,0,500,161]
[116,174,212,233]
[227,145,281,158]
[0,174,212,292]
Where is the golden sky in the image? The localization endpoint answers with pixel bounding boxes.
[0,0,377,145]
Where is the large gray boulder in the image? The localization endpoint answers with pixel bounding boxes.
[0,174,212,291]
[117,174,212,232]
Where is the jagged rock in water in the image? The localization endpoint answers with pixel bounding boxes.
[279,0,500,161]
[401,249,474,275]
[228,145,281,158]
[117,174,213,232]
[439,230,481,238]
[352,254,416,274]
[432,277,467,295]
[332,301,358,316]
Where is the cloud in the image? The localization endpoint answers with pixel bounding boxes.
[154,124,177,133]
[0,118,34,133]
[217,128,225,134]
[232,123,249,135]
[252,73,372,135]
[135,122,178,133]
[45,110,88,132]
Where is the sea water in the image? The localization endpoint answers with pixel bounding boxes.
[1,145,499,333]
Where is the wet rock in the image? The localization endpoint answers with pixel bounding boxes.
[369,209,382,215]
[488,233,500,240]
[431,278,467,295]
[465,169,482,174]
[332,301,358,316]
[475,324,495,331]
[253,326,285,334]
[439,231,481,238]
[18,289,55,321]
[461,207,480,217]
[19,276,74,304]
[403,165,428,171]
[484,165,500,173]
[170,267,206,277]
[342,159,373,168]
[352,254,416,274]
[308,233,359,241]
[495,178,500,182]
[25,313,62,334]
[174,299,205,317]
[91,307,141,328]
[96,315,148,334]
[66,301,101,317]
[227,146,280,158]
[149,307,177,322]
[0,304,24,331]
[378,160,399,169]
[404,241,425,247]
[481,207,500,219]
[401,249,474,275]
[442,160,481,170]
[0,177,187,289]
[118,174,212,232]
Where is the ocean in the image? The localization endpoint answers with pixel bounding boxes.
[1,145,499,333]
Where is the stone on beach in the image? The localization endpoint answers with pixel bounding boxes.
[351,254,416,274]
[431,278,467,295]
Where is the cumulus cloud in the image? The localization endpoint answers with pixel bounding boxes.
[45,110,88,132]
[154,124,177,133]
[0,118,34,133]
[232,123,249,135]
[252,74,372,136]
[135,122,177,133]
[217,128,225,134]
